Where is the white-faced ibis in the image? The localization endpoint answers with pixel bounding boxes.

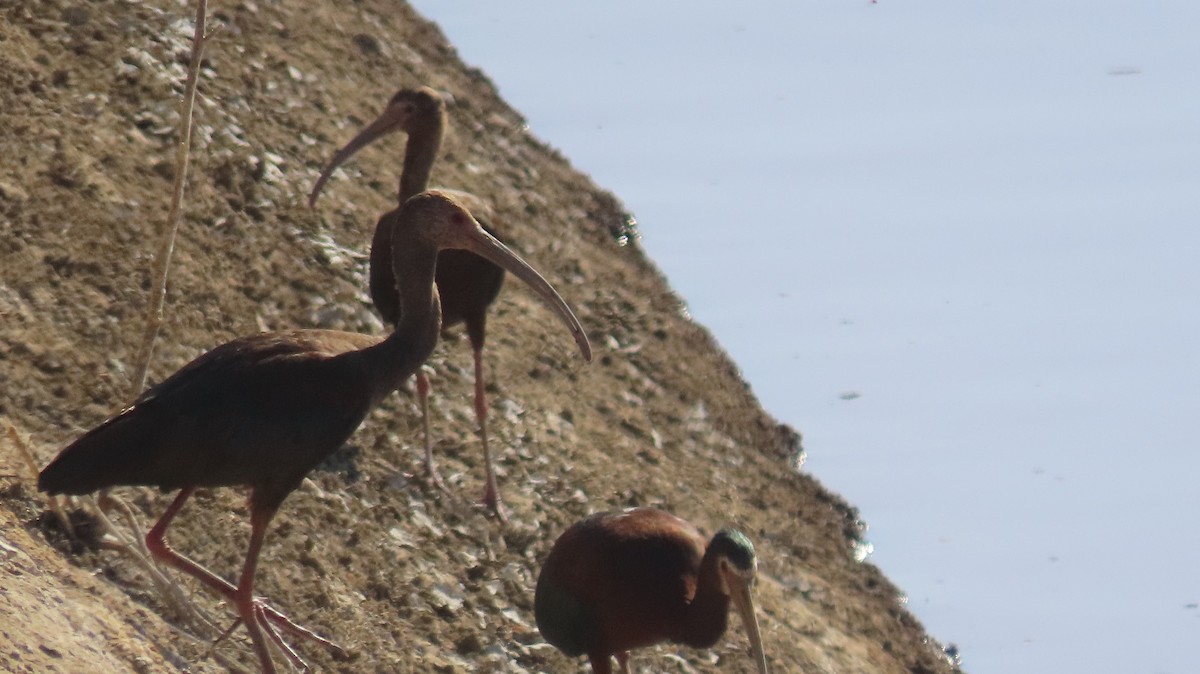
[309,86,520,521]
[535,508,770,674]
[38,191,591,674]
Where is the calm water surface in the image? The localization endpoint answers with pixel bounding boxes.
[409,2,1200,672]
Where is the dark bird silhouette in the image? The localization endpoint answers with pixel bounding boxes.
[39,191,591,674]
[309,87,527,522]
[535,508,770,674]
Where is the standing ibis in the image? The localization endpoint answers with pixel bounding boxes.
[535,508,770,674]
[309,86,517,521]
[39,191,591,674]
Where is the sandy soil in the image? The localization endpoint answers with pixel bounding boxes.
[0,2,961,673]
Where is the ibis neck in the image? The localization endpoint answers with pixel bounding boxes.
[681,552,732,648]
[371,111,445,327]
[359,247,441,404]
[398,114,445,203]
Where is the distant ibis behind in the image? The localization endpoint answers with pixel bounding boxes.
[535,508,770,674]
[39,191,591,674]
[309,86,518,521]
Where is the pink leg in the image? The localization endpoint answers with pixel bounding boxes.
[416,370,448,493]
[234,504,280,674]
[616,651,631,674]
[234,503,332,673]
[144,489,346,666]
[474,346,507,523]
[146,488,238,598]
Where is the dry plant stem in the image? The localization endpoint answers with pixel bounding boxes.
[209,651,253,674]
[100,491,152,556]
[165,617,254,674]
[92,499,221,635]
[84,4,228,659]
[6,421,217,639]
[9,426,223,655]
[210,618,244,650]
[207,618,264,672]
[127,0,211,397]
[5,422,74,537]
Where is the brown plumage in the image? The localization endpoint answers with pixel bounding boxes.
[535,508,770,674]
[39,191,591,674]
[309,86,517,521]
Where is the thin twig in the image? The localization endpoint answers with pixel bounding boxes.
[10,424,225,661]
[127,0,211,397]
[93,503,209,624]
[4,422,74,537]
[8,7,242,671]
[161,615,255,674]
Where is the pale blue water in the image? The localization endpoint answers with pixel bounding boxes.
[409,2,1200,672]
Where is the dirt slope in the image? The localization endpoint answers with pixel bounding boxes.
[0,2,961,673]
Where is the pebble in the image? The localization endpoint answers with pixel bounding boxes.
[61,5,90,26]
[353,33,382,56]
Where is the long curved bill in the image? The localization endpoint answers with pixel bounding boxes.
[728,572,770,674]
[455,204,592,362]
[308,105,407,208]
